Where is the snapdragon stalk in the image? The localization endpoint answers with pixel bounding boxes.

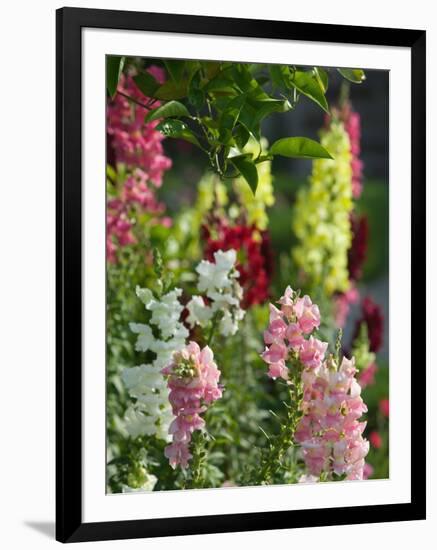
[256,358,302,484]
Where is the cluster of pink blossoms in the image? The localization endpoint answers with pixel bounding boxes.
[296,355,369,480]
[261,287,369,481]
[106,67,172,263]
[107,68,172,183]
[162,342,223,469]
[261,286,325,380]
[340,102,363,199]
[106,169,171,263]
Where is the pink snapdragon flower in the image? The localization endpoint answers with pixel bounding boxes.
[296,356,369,480]
[162,342,222,469]
[359,362,378,388]
[107,69,172,183]
[299,337,328,369]
[106,170,170,263]
[369,431,382,449]
[260,287,327,380]
[294,295,321,333]
[106,67,173,262]
[363,462,374,480]
[379,398,389,418]
[334,285,360,328]
[261,285,369,481]
[340,102,364,199]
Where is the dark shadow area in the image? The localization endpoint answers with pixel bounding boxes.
[24,521,55,539]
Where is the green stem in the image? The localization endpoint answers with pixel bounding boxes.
[117,90,154,111]
[207,311,221,347]
[257,363,302,484]
[188,432,206,489]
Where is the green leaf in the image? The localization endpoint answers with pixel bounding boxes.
[106,56,125,98]
[144,100,190,122]
[231,65,269,100]
[337,68,366,83]
[106,164,117,182]
[270,137,333,159]
[313,67,329,93]
[220,94,246,130]
[269,65,293,89]
[155,80,188,100]
[164,60,186,82]
[205,77,235,94]
[234,124,250,150]
[188,69,205,110]
[230,155,258,194]
[249,98,291,125]
[133,71,160,98]
[156,119,200,147]
[291,70,329,113]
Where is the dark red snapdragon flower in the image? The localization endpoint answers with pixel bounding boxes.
[354,296,384,353]
[202,220,273,308]
[348,213,369,282]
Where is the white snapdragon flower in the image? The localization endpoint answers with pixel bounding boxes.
[122,364,163,393]
[129,323,154,352]
[123,406,159,438]
[219,307,245,336]
[185,295,213,328]
[147,288,185,339]
[186,249,245,337]
[196,249,237,294]
[135,286,154,307]
[122,287,188,441]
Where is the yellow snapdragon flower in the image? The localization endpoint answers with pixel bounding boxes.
[292,120,353,296]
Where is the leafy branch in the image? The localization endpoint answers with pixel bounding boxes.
[107,56,365,194]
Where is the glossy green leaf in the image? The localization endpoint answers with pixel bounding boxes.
[314,67,329,93]
[337,68,366,83]
[270,137,333,159]
[107,56,125,98]
[133,71,160,98]
[144,100,190,122]
[156,119,200,147]
[291,70,329,113]
[249,98,292,124]
[230,155,258,194]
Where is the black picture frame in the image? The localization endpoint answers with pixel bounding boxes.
[56,6,426,543]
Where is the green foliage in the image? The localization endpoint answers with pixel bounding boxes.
[133,71,160,97]
[338,68,366,84]
[290,69,330,112]
[144,100,191,122]
[118,60,365,194]
[270,136,333,160]
[229,155,258,193]
[156,119,201,147]
[107,56,125,98]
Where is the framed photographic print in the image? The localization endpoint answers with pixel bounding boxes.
[56,7,426,543]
